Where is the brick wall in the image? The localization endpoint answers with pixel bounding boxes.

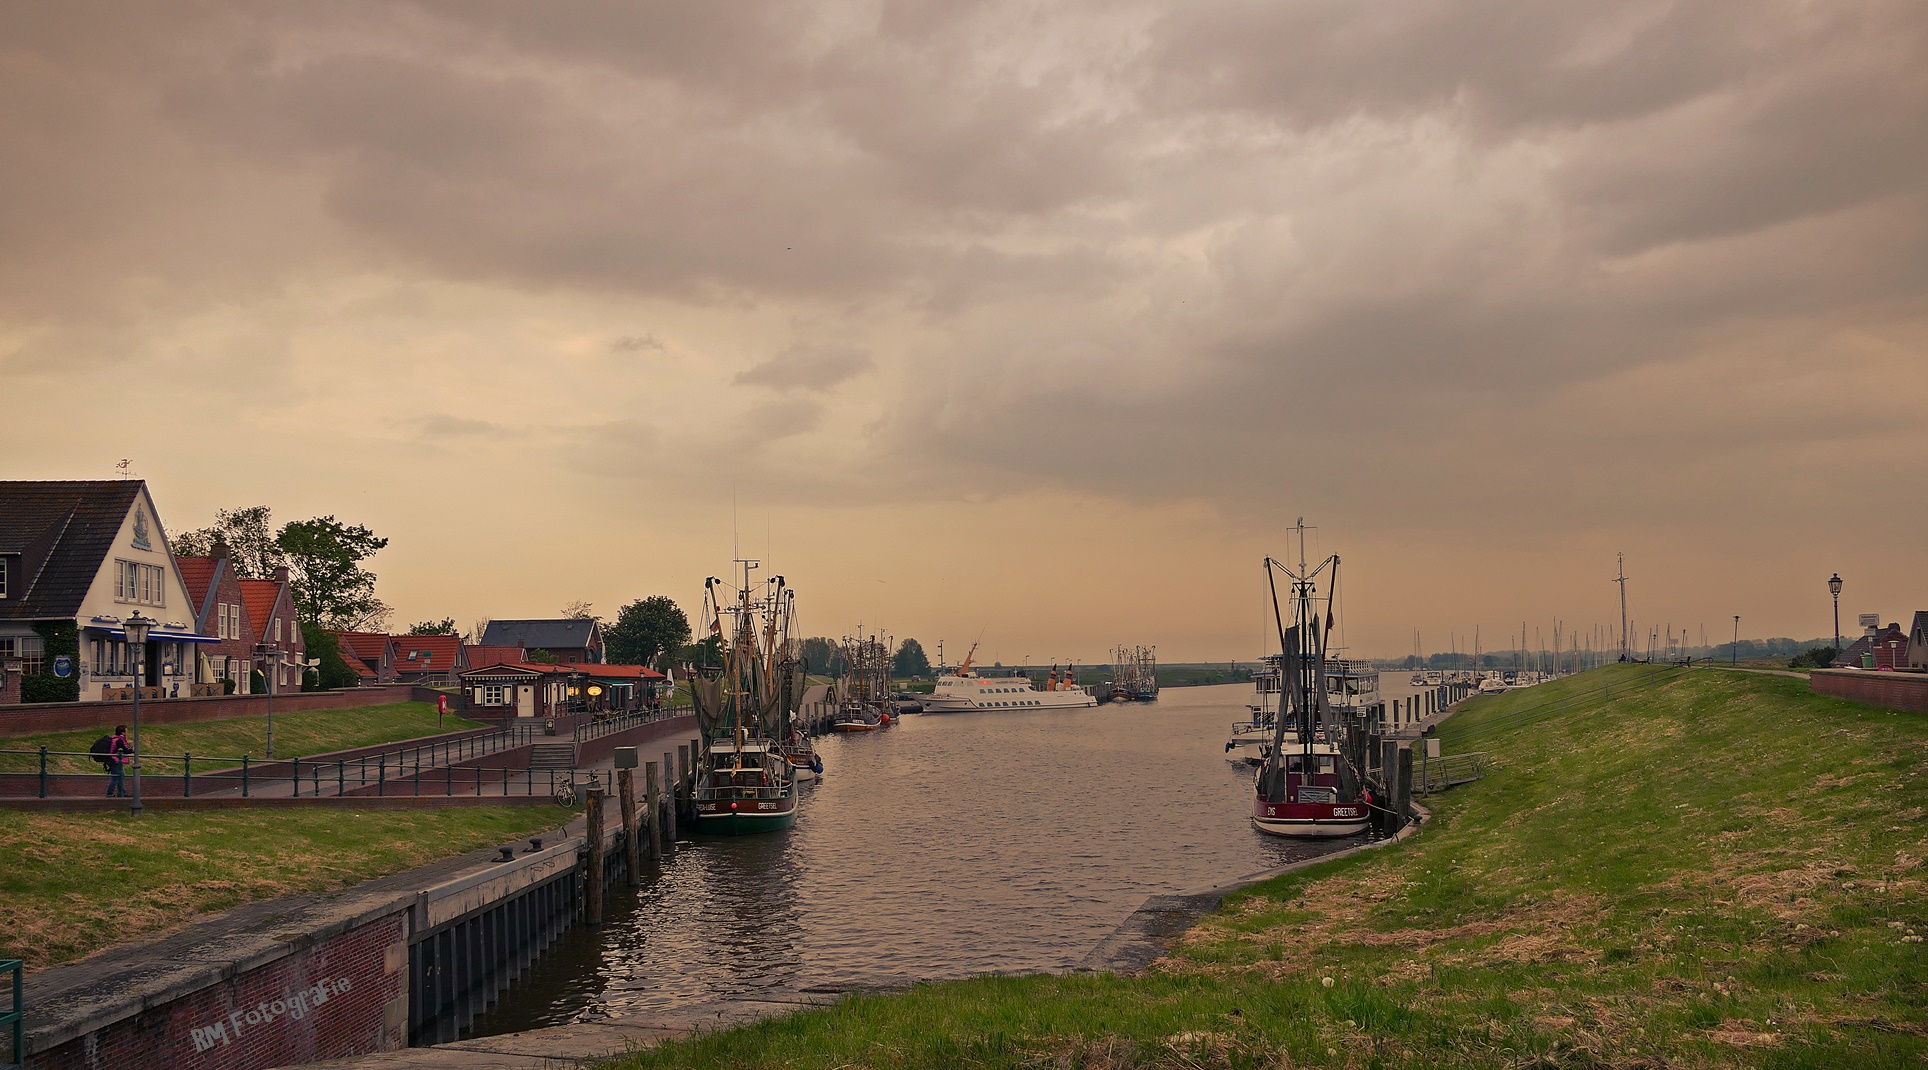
[28,910,408,1070]
[1810,669,1928,714]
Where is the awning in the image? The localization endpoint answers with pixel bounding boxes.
[85,625,222,643]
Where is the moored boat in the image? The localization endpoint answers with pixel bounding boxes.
[1251,521,1372,839]
[693,731,798,832]
[923,645,1098,712]
[686,559,807,835]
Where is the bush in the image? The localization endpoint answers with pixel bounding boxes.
[1789,646,1837,669]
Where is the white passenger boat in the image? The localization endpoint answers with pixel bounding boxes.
[922,645,1097,712]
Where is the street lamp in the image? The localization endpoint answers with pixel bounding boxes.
[254,642,287,759]
[123,611,154,816]
[1732,615,1740,667]
[1828,573,1843,662]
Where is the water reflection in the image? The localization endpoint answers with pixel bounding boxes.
[470,680,1412,1036]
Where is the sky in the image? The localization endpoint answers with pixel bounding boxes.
[3,1,1924,664]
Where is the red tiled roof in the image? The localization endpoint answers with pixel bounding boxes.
[333,631,391,661]
[238,579,284,636]
[458,661,581,677]
[462,644,525,670]
[396,634,462,671]
[176,555,218,608]
[339,650,378,680]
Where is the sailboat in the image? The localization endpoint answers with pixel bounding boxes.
[686,560,805,834]
[1252,522,1371,839]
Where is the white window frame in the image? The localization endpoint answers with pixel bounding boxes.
[0,556,9,599]
[484,684,506,705]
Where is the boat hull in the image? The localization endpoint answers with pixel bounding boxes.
[1251,798,1370,838]
[693,798,798,834]
[832,722,877,732]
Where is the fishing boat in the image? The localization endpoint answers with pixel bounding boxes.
[1252,521,1372,839]
[687,561,805,834]
[923,646,1098,712]
[832,631,895,729]
[781,729,823,781]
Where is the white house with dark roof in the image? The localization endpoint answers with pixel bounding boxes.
[0,480,220,703]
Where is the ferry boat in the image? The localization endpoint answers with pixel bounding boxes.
[686,560,805,835]
[922,646,1098,712]
[693,730,798,833]
[1228,652,1287,764]
[1252,521,1372,839]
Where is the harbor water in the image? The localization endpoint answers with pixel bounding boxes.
[468,679,1422,1036]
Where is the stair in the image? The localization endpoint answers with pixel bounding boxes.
[528,742,577,771]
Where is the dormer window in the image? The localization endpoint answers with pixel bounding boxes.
[0,556,9,599]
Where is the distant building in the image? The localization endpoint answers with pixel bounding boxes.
[333,630,397,682]
[239,568,306,692]
[461,644,526,671]
[1839,620,1908,670]
[1909,611,1927,672]
[456,662,586,719]
[394,633,465,684]
[479,619,605,664]
[0,480,215,703]
[176,549,257,694]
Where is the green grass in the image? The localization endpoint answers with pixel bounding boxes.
[602,665,1928,1069]
[0,807,563,968]
[0,702,485,774]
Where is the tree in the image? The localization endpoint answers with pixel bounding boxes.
[408,618,459,636]
[276,516,390,629]
[679,634,724,669]
[561,600,598,620]
[528,649,558,664]
[302,623,361,691]
[171,505,285,578]
[893,638,932,679]
[799,636,844,678]
[605,596,691,667]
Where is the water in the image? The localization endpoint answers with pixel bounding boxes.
[468,680,1415,1035]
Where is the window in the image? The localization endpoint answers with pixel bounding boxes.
[217,604,228,639]
[0,556,8,598]
[274,618,281,642]
[114,560,165,606]
[20,635,45,676]
[484,684,506,704]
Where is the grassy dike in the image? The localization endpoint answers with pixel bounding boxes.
[0,701,484,774]
[603,665,1926,1069]
[0,807,563,968]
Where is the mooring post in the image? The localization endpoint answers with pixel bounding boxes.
[585,789,606,924]
[645,760,662,860]
[662,750,677,848]
[1396,744,1415,819]
[618,767,641,884]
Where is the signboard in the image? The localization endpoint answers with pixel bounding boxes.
[52,656,72,678]
[1858,613,1882,628]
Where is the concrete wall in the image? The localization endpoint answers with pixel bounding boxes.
[0,685,433,735]
[1810,668,1928,714]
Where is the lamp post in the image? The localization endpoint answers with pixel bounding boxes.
[1732,616,1740,667]
[123,611,154,816]
[254,642,286,759]
[1828,573,1843,662]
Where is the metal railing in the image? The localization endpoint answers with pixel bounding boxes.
[571,705,678,745]
[1417,751,1487,793]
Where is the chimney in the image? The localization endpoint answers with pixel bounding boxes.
[274,565,290,584]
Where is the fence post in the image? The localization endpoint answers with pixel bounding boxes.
[38,746,47,799]
[292,757,301,798]
[338,760,345,796]
[183,753,191,798]
[241,755,250,798]
[378,755,386,797]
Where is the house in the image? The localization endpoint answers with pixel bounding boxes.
[176,548,258,694]
[239,567,307,693]
[0,480,219,703]
[461,644,526,671]
[1839,620,1909,670]
[456,662,587,719]
[1909,611,1927,672]
[394,633,465,684]
[479,619,605,664]
[333,631,397,682]
[580,663,670,712]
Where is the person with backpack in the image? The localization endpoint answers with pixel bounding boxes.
[103,725,131,797]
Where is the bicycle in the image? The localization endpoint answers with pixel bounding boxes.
[554,777,578,808]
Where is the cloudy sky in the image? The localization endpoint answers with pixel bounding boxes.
[4,1,1924,663]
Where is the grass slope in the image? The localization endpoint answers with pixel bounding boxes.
[0,702,484,774]
[0,807,562,968]
[603,665,1926,1069]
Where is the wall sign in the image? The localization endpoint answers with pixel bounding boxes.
[132,508,152,551]
[52,656,72,678]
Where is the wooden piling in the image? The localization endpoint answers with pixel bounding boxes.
[645,760,662,859]
[1396,745,1415,818]
[662,751,678,847]
[585,790,606,924]
[617,768,641,884]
